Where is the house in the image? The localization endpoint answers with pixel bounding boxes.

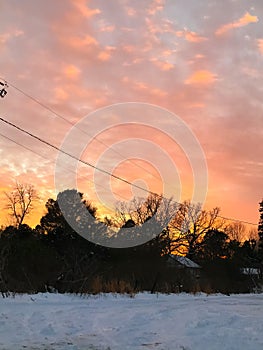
[167,254,201,278]
[240,267,261,279]
[240,265,263,293]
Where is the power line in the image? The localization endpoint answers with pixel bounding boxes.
[218,215,258,227]
[0,116,161,199]
[0,131,129,203]
[2,78,166,187]
[0,78,259,227]
[1,125,259,227]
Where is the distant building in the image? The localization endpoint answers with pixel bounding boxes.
[167,254,201,279]
[240,267,261,279]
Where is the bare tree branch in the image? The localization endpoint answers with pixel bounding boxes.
[166,201,224,257]
[4,182,38,228]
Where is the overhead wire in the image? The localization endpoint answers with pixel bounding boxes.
[0,131,129,203]
[2,78,166,187]
[218,215,258,227]
[0,125,259,227]
[0,78,259,227]
[0,116,161,198]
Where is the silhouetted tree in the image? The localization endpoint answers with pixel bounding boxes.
[165,201,224,258]
[197,229,230,262]
[37,189,111,291]
[110,194,177,248]
[225,221,246,243]
[112,194,163,227]
[40,198,71,240]
[4,182,38,228]
[258,199,263,250]
[40,190,97,241]
[247,228,258,241]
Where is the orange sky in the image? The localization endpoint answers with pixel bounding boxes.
[0,0,262,228]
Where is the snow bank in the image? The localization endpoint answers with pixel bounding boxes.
[0,292,263,349]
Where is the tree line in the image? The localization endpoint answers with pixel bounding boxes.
[0,182,262,295]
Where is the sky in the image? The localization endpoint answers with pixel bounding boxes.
[0,0,262,228]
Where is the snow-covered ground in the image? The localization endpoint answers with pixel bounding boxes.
[0,293,263,350]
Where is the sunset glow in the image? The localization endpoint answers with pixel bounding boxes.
[0,0,262,228]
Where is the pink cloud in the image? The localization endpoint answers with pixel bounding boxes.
[73,0,101,18]
[63,64,81,79]
[97,51,111,61]
[126,6,136,17]
[176,30,208,43]
[54,87,69,101]
[0,29,24,45]
[151,58,174,71]
[121,76,168,98]
[99,25,115,33]
[0,0,262,227]
[258,39,263,55]
[67,34,98,48]
[215,12,258,36]
[147,0,165,15]
[185,70,218,85]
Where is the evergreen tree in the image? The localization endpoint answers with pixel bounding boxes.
[258,199,263,247]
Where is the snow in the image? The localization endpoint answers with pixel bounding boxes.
[0,292,263,350]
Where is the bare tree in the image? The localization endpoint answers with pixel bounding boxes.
[4,182,38,228]
[105,194,177,248]
[166,201,225,257]
[112,194,170,228]
[225,221,247,242]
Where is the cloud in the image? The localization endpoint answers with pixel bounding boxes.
[121,76,168,98]
[147,0,165,15]
[54,87,69,101]
[125,6,136,17]
[215,12,259,36]
[100,25,115,33]
[73,0,101,18]
[63,64,81,79]
[97,51,111,61]
[0,29,24,45]
[0,0,262,225]
[185,70,218,85]
[67,34,98,48]
[176,30,208,43]
[150,58,174,71]
[258,39,263,55]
